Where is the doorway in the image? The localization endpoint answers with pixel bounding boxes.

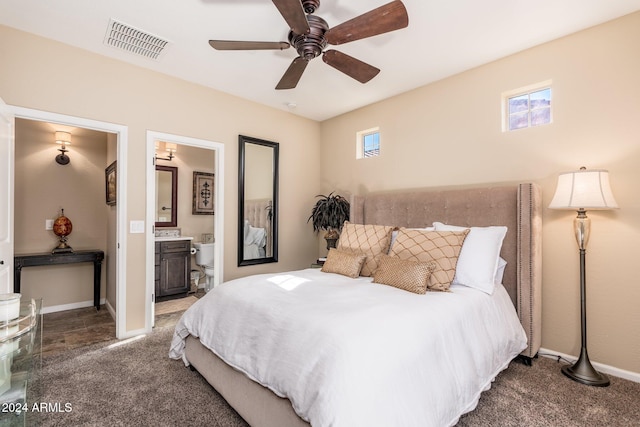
[145,131,224,331]
[11,106,128,339]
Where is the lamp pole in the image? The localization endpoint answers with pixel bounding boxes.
[560,209,609,386]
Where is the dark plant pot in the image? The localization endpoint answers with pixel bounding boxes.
[325,238,338,250]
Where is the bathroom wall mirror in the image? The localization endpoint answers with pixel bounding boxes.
[238,135,278,266]
[155,165,178,227]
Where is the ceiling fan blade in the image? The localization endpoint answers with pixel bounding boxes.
[276,57,309,90]
[272,0,310,35]
[322,50,380,84]
[326,0,409,45]
[209,40,290,51]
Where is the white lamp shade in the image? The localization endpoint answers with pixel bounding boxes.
[55,131,71,145]
[549,169,618,210]
[165,142,177,153]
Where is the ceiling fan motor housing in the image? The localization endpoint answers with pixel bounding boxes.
[288,15,328,60]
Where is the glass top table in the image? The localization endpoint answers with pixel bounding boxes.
[0,298,43,426]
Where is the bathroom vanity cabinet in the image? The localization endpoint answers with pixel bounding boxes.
[155,240,190,300]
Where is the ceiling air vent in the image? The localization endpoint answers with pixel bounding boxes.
[103,19,169,60]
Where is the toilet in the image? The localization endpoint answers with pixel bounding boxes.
[193,242,215,292]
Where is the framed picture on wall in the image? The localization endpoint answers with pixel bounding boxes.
[105,161,117,206]
[193,171,214,215]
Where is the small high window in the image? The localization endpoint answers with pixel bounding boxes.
[503,82,552,131]
[356,128,380,159]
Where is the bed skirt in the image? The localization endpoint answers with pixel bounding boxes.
[185,335,310,427]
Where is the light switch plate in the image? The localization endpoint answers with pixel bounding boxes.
[130,220,145,234]
[45,219,54,230]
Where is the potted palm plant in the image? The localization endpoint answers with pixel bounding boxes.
[308,192,350,249]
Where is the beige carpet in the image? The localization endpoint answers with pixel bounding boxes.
[38,326,247,427]
[37,326,640,426]
[154,295,198,316]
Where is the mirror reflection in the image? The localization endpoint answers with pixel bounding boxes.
[238,135,278,266]
[155,165,177,227]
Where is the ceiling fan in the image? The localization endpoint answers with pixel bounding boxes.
[209,0,409,90]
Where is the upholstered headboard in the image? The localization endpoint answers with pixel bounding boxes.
[350,183,542,360]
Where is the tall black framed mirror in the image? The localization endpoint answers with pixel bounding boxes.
[155,165,178,228]
[238,135,278,266]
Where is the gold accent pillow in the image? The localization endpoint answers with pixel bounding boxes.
[373,255,436,294]
[336,222,393,277]
[321,249,367,278]
[389,228,470,292]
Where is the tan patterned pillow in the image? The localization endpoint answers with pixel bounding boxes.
[389,228,470,291]
[336,222,393,277]
[321,249,367,278]
[373,255,436,294]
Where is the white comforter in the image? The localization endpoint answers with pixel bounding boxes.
[170,268,526,427]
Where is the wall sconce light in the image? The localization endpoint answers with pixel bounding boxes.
[55,131,71,165]
[155,141,176,161]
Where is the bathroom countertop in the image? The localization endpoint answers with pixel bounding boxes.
[154,236,194,242]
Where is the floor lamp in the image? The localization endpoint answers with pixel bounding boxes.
[549,167,618,387]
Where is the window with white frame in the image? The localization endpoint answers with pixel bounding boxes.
[503,82,552,131]
[356,128,380,159]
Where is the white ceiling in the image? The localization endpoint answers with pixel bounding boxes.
[2,0,640,121]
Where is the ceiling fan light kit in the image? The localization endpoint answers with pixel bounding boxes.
[209,0,409,90]
[301,0,320,14]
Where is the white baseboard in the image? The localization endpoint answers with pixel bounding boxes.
[118,327,148,340]
[104,299,116,320]
[539,347,640,384]
[41,298,106,315]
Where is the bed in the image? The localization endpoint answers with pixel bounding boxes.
[170,183,542,427]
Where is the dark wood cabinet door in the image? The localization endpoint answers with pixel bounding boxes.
[157,243,190,297]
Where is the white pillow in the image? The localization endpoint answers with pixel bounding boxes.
[495,257,507,285]
[433,222,507,294]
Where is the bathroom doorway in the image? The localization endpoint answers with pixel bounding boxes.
[145,131,224,330]
[10,106,128,338]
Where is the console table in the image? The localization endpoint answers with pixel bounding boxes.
[13,250,104,310]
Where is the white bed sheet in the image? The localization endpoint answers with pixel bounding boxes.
[170,268,526,427]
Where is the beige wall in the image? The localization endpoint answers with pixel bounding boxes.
[155,144,215,242]
[0,25,322,333]
[14,119,109,308]
[244,143,274,201]
[320,12,640,373]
